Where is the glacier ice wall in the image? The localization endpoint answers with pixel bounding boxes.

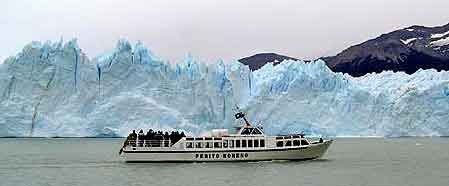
[1,39,448,137]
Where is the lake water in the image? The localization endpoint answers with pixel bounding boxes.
[0,138,448,186]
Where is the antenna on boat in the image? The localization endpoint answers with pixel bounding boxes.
[234,105,251,127]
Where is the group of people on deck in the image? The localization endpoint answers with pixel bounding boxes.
[126,129,186,147]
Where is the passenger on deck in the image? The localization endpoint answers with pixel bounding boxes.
[131,130,137,139]
[129,129,187,147]
[126,130,137,147]
[146,129,154,140]
[164,132,170,147]
[143,129,150,146]
[138,129,145,147]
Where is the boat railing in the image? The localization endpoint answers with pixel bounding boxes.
[125,140,173,148]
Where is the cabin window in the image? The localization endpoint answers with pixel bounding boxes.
[276,136,283,140]
[186,137,194,141]
[252,128,262,135]
[186,142,193,148]
[276,141,283,147]
[229,140,234,148]
[254,139,259,148]
[293,140,300,146]
[285,140,292,147]
[242,140,247,148]
[195,142,203,148]
[248,140,253,148]
[260,139,265,147]
[223,140,229,148]
[236,140,241,148]
[214,142,222,148]
[301,140,309,146]
[205,142,213,148]
[241,128,252,135]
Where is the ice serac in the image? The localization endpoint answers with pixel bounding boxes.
[1,39,449,137]
[0,39,93,136]
[249,60,449,137]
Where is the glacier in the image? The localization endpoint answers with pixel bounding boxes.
[1,39,449,137]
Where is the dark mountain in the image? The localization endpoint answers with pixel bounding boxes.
[239,23,449,77]
[238,53,297,71]
[323,23,449,76]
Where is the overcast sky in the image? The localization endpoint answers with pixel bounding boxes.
[1,0,449,63]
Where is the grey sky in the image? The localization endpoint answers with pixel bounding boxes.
[1,0,449,63]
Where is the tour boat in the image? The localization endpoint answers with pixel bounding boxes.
[119,112,333,162]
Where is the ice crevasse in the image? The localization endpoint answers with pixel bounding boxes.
[0,39,448,137]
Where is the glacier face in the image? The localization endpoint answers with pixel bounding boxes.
[1,39,449,137]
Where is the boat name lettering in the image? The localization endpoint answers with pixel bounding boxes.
[194,153,249,159]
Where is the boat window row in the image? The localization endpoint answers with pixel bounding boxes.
[186,139,265,149]
[186,137,221,141]
[275,135,304,140]
[276,139,309,147]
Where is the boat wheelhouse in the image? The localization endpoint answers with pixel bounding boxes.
[119,112,333,162]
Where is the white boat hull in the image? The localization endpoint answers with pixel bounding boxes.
[121,140,332,162]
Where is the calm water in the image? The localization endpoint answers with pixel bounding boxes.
[0,138,448,186]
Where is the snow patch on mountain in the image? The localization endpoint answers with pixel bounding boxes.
[431,30,449,39]
[430,37,449,47]
[401,38,417,45]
